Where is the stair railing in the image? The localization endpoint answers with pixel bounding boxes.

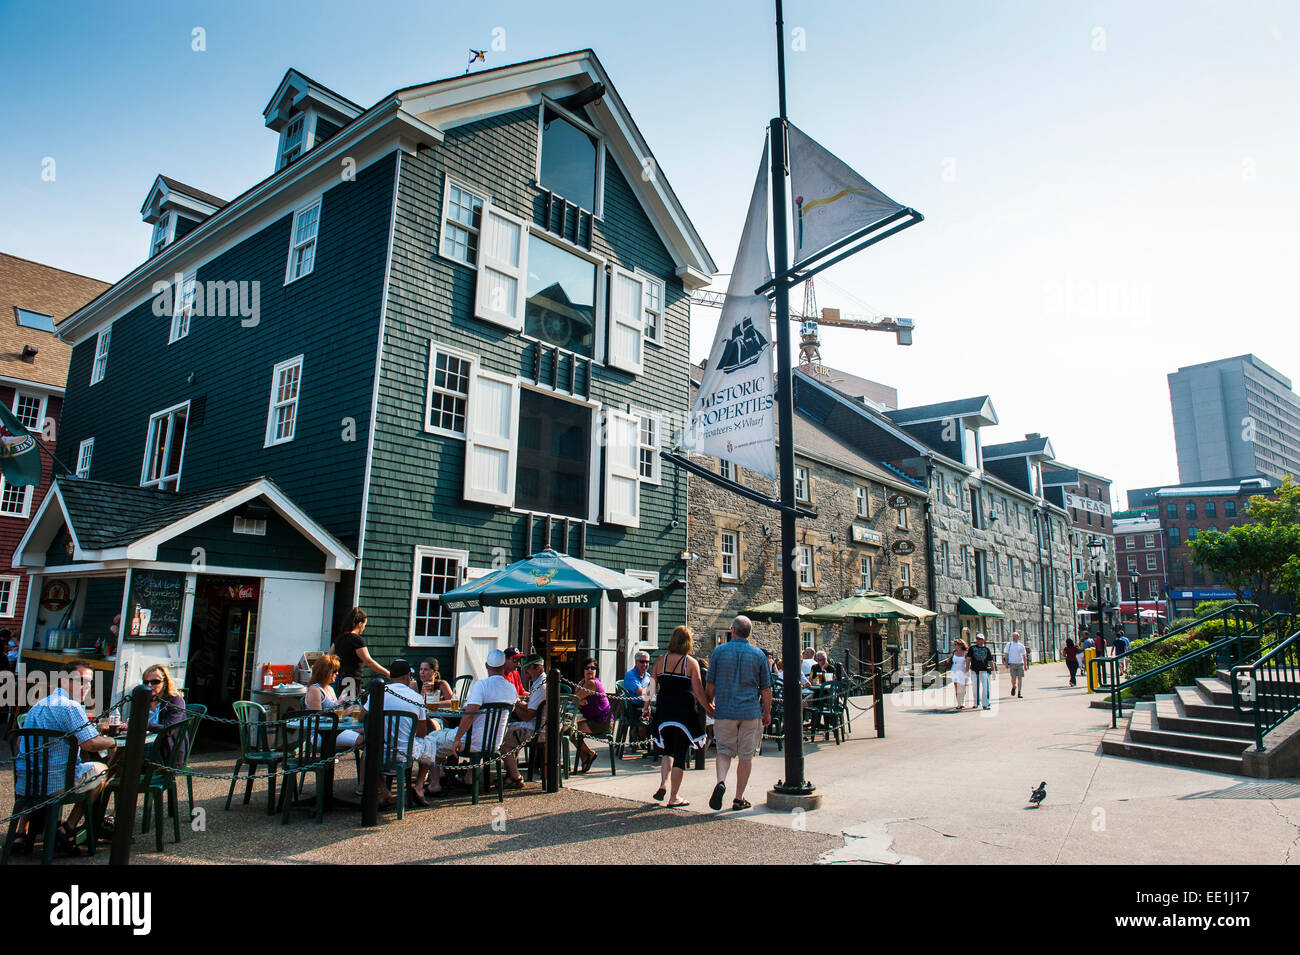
[1230,627,1300,751]
[1091,603,1260,730]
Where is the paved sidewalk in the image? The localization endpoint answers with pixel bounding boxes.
[567,669,1300,865]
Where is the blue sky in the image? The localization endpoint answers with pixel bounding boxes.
[3,0,1298,502]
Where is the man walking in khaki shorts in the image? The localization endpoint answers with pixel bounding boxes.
[706,615,772,811]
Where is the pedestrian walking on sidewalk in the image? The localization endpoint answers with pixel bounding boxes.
[1063,638,1080,686]
[949,638,971,710]
[648,626,712,808]
[968,633,996,709]
[706,615,772,812]
[1004,632,1028,698]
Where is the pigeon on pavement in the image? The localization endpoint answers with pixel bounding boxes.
[1029,781,1047,807]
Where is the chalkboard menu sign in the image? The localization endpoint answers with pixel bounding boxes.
[126,570,185,642]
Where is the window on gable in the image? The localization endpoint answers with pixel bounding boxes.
[0,477,31,518]
[426,345,473,438]
[12,392,43,432]
[233,515,267,536]
[91,327,111,385]
[539,104,600,214]
[278,114,306,170]
[636,269,666,344]
[142,402,189,491]
[76,438,94,479]
[439,178,486,266]
[525,234,598,358]
[15,308,55,332]
[265,355,303,446]
[170,273,196,343]
[638,412,661,483]
[286,199,321,282]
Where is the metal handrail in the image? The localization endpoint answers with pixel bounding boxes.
[1230,628,1300,751]
[1091,603,1260,729]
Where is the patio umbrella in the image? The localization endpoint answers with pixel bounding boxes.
[438,548,661,612]
[806,592,934,622]
[1138,609,1160,619]
[742,599,817,622]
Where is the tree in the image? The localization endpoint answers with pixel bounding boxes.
[1189,477,1300,613]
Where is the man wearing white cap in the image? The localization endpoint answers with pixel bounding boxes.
[422,648,519,797]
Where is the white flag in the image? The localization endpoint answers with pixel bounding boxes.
[686,139,777,480]
[788,123,906,265]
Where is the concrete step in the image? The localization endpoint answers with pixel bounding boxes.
[1196,677,1235,706]
[1101,709,1246,776]
[1154,695,1255,740]
[1177,684,1252,723]
[1128,703,1251,755]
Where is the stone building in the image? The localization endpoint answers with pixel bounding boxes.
[1038,462,1118,630]
[794,369,1077,663]
[686,376,930,669]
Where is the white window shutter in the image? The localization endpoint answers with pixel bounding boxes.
[473,205,528,331]
[607,268,644,375]
[463,367,518,506]
[603,408,640,527]
[456,567,508,680]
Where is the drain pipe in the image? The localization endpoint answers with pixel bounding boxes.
[923,454,940,667]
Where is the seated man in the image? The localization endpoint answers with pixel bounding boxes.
[362,659,434,808]
[13,662,114,855]
[621,651,652,746]
[502,647,527,696]
[500,657,547,788]
[422,649,519,797]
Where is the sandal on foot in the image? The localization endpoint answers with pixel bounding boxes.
[504,777,524,790]
[666,800,690,808]
[709,781,726,811]
[9,833,31,856]
[732,798,752,811]
[579,752,596,774]
[652,787,666,801]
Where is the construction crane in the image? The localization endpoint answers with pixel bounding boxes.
[689,278,914,373]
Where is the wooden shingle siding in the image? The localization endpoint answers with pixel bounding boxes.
[358,106,688,665]
[57,155,400,553]
[154,509,327,574]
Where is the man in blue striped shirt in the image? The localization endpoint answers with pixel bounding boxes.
[706,615,771,812]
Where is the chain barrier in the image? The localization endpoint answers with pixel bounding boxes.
[0,693,130,766]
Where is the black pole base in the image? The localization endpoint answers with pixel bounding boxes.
[773,778,816,795]
[767,780,822,812]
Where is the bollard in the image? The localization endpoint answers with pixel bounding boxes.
[110,684,153,866]
[545,668,560,794]
[872,634,885,738]
[361,677,384,826]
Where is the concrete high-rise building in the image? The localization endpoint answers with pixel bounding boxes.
[1168,354,1300,484]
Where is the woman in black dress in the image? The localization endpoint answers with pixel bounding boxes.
[646,625,713,807]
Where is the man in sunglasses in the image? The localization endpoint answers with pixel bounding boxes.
[11,663,114,855]
[621,652,652,751]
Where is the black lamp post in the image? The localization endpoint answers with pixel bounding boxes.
[1129,570,1141,640]
[1087,536,1106,644]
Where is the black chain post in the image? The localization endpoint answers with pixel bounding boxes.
[545,668,560,793]
[110,684,152,866]
[361,678,384,826]
[872,632,885,738]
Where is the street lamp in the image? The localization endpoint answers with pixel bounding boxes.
[1087,536,1106,647]
[1128,570,1141,641]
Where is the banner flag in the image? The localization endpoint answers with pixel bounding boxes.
[0,402,42,487]
[686,137,777,480]
[788,123,907,266]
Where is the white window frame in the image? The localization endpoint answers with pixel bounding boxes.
[635,267,666,345]
[464,369,520,508]
[0,576,18,616]
[264,355,304,447]
[720,531,739,580]
[278,113,308,170]
[1144,534,1154,547]
[424,342,476,439]
[535,97,606,219]
[233,515,267,536]
[285,197,322,284]
[901,562,912,590]
[603,408,641,528]
[11,391,46,433]
[794,465,810,503]
[859,553,873,591]
[0,478,32,519]
[897,503,909,530]
[626,570,659,651]
[855,484,870,519]
[1146,554,1157,571]
[409,545,466,648]
[636,411,662,485]
[438,175,488,267]
[90,326,111,385]
[607,266,645,376]
[168,271,196,344]
[719,459,735,482]
[150,213,174,256]
[76,438,94,479]
[517,227,606,363]
[798,545,814,588]
[1126,536,1134,549]
[140,400,190,491]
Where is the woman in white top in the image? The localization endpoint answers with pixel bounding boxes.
[305,654,361,750]
[948,638,971,710]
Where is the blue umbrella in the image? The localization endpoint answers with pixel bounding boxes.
[439,549,662,612]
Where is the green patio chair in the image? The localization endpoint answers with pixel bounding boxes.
[458,703,512,804]
[102,718,192,852]
[226,700,285,815]
[173,702,206,817]
[452,674,474,708]
[3,728,98,865]
[278,710,337,825]
[379,711,418,819]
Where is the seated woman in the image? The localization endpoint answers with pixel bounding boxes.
[305,653,361,750]
[141,664,188,767]
[573,657,611,774]
[417,658,454,730]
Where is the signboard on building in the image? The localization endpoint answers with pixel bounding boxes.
[851,525,883,546]
[894,586,919,601]
[891,540,916,555]
[889,494,910,508]
[126,569,185,642]
[1064,493,1111,517]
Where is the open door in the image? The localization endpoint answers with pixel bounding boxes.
[455,567,508,680]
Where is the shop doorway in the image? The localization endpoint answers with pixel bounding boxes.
[524,607,591,683]
[185,576,261,727]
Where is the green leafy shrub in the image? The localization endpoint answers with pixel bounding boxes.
[1125,635,1214,695]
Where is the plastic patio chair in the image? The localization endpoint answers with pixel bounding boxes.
[457,703,512,804]
[172,702,206,817]
[101,718,192,852]
[3,728,98,865]
[226,701,284,814]
[452,675,474,708]
[278,710,337,825]
[573,692,621,776]
[379,711,418,819]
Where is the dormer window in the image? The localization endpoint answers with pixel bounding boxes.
[278,115,306,170]
[151,214,174,256]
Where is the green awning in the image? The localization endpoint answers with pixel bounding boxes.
[958,596,1005,618]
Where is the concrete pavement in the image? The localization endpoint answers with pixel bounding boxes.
[566,667,1300,865]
